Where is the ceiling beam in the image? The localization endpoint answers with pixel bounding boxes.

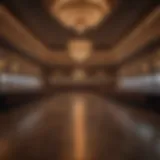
[87,6,160,66]
[0,6,73,66]
[0,37,51,68]
[0,5,159,67]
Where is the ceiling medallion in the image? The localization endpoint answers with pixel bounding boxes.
[47,0,112,33]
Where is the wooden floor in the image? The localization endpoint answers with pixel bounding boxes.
[0,93,160,160]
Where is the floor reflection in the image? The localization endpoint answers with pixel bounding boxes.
[0,93,159,160]
[72,96,86,160]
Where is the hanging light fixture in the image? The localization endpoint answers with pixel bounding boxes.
[45,0,112,33]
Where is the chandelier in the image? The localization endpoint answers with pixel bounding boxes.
[46,0,112,33]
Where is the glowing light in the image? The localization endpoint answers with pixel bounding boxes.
[48,0,111,33]
[68,40,92,63]
[72,69,86,81]
[72,96,86,160]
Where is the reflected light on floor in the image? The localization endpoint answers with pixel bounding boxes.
[72,96,86,160]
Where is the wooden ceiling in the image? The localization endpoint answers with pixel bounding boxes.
[0,0,160,73]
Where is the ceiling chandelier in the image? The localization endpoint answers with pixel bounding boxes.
[46,0,112,33]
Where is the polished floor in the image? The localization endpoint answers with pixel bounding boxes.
[0,93,160,160]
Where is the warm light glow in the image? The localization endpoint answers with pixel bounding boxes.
[68,40,92,63]
[48,0,111,33]
[0,60,6,72]
[10,62,20,73]
[72,69,86,81]
[72,96,86,160]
